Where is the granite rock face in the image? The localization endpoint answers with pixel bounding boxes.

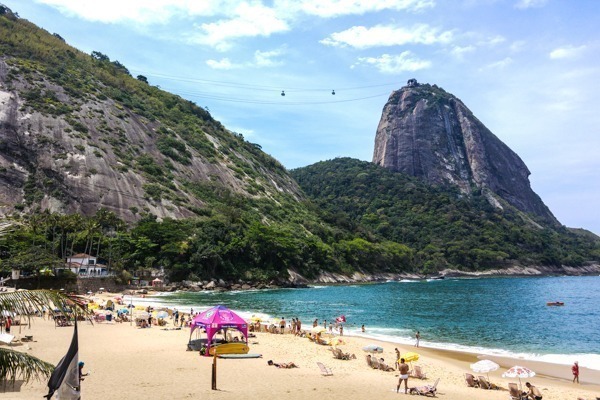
[372,80,557,223]
[0,58,300,222]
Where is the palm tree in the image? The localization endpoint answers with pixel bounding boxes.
[1,222,91,384]
[0,289,90,385]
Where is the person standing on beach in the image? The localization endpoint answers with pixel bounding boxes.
[361,324,365,332]
[572,361,579,383]
[395,348,400,370]
[279,317,285,334]
[313,319,318,328]
[339,325,343,336]
[415,331,420,347]
[397,358,410,394]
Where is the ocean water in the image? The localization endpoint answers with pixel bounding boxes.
[139,276,600,370]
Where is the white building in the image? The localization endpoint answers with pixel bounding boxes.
[63,253,108,276]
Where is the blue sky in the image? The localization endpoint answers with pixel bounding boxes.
[4,0,599,235]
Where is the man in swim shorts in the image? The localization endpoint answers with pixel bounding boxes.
[525,382,542,400]
[397,358,410,394]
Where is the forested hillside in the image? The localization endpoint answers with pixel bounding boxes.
[291,158,600,273]
[0,7,415,283]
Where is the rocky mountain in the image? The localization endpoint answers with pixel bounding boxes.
[0,8,299,222]
[372,79,557,224]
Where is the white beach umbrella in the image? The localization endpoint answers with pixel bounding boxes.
[502,365,535,391]
[471,359,499,382]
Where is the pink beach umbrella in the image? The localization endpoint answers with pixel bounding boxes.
[502,365,535,391]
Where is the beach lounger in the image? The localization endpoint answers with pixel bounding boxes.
[411,365,428,379]
[316,362,333,376]
[508,383,524,400]
[464,373,479,388]
[409,378,439,396]
[477,375,497,390]
[0,333,15,346]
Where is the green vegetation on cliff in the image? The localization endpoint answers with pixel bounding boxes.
[291,158,600,273]
[0,9,597,284]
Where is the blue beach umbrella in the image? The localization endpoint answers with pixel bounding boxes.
[362,344,383,353]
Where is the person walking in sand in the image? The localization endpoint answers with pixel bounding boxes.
[572,361,579,383]
[415,331,420,347]
[397,358,410,394]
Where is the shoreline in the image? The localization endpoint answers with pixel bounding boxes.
[113,291,600,380]
[5,305,599,400]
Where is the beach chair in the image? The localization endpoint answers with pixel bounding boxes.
[316,362,333,376]
[477,375,497,390]
[464,373,479,388]
[411,365,428,379]
[508,383,523,400]
[0,333,15,346]
[409,378,439,397]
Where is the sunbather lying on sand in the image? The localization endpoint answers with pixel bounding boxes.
[267,360,298,369]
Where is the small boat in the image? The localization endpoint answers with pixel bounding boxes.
[546,302,564,306]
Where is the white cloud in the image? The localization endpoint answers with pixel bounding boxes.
[277,0,435,18]
[191,3,289,51]
[206,58,238,70]
[549,45,587,60]
[320,24,453,49]
[206,49,285,69]
[477,35,505,47]
[450,45,475,59]
[482,57,513,69]
[514,0,548,9]
[36,0,225,24]
[509,40,526,52]
[253,49,285,67]
[353,52,431,74]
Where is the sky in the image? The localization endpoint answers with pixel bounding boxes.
[3,0,600,235]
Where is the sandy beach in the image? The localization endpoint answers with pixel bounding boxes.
[2,293,599,400]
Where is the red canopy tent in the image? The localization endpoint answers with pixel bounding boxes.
[189,305,248,355]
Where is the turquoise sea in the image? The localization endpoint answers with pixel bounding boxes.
[140,276,600,370]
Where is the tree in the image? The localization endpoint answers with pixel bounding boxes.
[0,289,91,384]
[90,51,109,62]
[0,223,91,383]
[137,75,148,84]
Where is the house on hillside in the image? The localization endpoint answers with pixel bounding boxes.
[133,267,165,286]
[60,253,109,276]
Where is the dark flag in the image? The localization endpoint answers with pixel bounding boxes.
[44,321,80,399]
